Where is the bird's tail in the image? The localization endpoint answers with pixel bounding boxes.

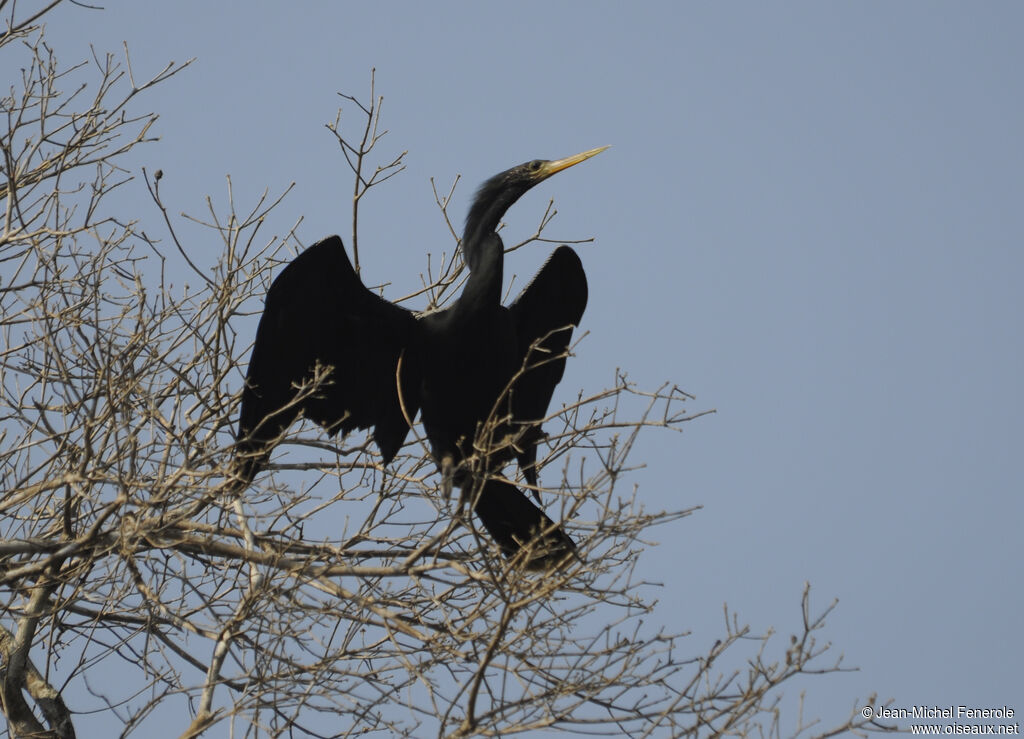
[470,479,577,571]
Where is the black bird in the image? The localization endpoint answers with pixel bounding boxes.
[236,146,607,569]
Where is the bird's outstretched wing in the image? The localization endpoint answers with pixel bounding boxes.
[507,245,588,486]
[237,236,420,482]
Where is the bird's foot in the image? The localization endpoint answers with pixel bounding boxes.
[440,454,455,501]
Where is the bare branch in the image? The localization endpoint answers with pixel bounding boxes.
[0,9,886,737]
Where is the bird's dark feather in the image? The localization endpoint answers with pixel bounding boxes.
[507,245,588,485]
[236,236,419,482]
[236,152,601,569]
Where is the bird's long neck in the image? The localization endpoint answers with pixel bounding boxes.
[456,232,503,314]
[461,176,526,272]
[455,170,532,313]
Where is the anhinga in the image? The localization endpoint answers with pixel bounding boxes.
[236,146,607,569]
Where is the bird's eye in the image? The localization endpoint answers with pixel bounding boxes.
[529,160,543,172]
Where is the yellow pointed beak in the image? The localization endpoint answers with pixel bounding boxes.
[540,145,610,178]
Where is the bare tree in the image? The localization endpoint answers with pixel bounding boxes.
[1,4,893,738]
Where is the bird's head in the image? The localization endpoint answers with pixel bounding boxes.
[462,146,609,266]
[497,146,611,192]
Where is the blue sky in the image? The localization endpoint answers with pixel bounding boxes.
[34,0,1024,733]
